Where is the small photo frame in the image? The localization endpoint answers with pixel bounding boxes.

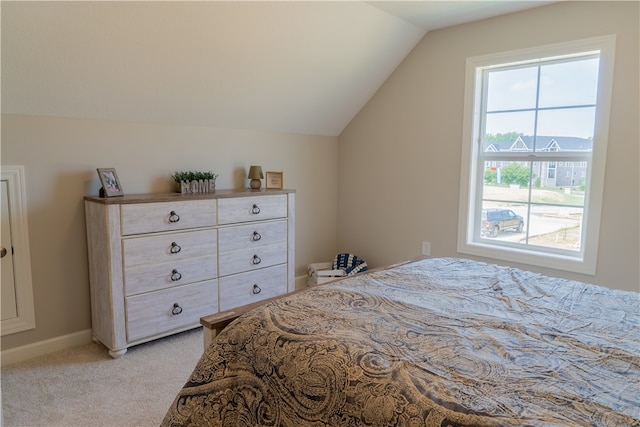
[97,168,124,197]
[265,171,283,189]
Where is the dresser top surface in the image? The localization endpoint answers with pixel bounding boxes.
[84,188,295,205]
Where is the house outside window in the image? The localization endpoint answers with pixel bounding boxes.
[457,36,616,275]
[547,162,556,180]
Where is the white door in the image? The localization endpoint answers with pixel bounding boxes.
[1,180,18,321]
[1,166,35,336]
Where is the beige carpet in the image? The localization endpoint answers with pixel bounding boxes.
[1,328,203,427]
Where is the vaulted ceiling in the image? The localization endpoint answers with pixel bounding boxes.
[1,1,554,136]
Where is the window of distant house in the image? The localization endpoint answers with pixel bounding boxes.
[457,36,616,275]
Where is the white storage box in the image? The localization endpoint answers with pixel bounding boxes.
[307,262,346,286]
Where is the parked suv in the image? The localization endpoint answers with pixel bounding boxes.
[481,209,524,237]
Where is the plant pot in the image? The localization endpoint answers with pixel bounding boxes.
[176,179,216,193]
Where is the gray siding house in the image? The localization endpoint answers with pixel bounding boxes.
[484,136,592,188]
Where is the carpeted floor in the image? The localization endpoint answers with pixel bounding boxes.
[1,328,203,427]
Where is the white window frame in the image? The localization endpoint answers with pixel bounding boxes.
[457,35,616,275]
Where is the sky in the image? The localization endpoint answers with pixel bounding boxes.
[484,57,599,139]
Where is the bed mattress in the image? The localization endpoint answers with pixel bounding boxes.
[163,257,640,426]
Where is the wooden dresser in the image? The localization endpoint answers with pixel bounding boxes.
[84,189,295,358]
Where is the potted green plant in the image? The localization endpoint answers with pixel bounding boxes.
[172,171,218,193]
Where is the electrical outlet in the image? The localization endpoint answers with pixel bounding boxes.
[422,241,431,256]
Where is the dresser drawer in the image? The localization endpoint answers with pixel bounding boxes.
[121,200,217,235]
[124,255,217,296]
[217,195,287,225]
[126,280,218,342]
[219,264,287,311]
[218,220,287,253]
[123,229,217,267]
[218,241,287,276]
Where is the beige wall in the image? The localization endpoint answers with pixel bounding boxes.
[338,1,639,292]
[2,0,638,355]
[1,114,339,350]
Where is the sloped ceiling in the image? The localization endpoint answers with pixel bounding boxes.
[1,1,553,136]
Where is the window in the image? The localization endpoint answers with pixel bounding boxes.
[457,36,616,275]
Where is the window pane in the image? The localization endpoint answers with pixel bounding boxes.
[481,160,584,253]
[536,107,596,143]
[482,180,529,203]
[485,111,535,140]
[527,206,583,252]
[480,202,528,242]
[486,67,538,111]
[480,201,583,253]
[531,161,588,205]
[538,58,599,108]
[482,161,533,203]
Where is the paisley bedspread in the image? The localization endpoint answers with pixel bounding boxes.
[163,257,640,426]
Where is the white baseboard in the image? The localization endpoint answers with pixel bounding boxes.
[1,329,93,367]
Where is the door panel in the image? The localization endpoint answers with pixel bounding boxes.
[1,181,18,320]
[1,166,36,336]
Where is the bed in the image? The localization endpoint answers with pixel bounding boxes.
[162,257,640,426]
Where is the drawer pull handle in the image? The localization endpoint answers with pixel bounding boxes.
[171,303,183,315]
[170,242,182,254]
[251,204,261,214]
[169,211,180,223]
[252,254,262,265]
[170,269,182,281]
[252,284,262,294]
[252,231,262,241]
